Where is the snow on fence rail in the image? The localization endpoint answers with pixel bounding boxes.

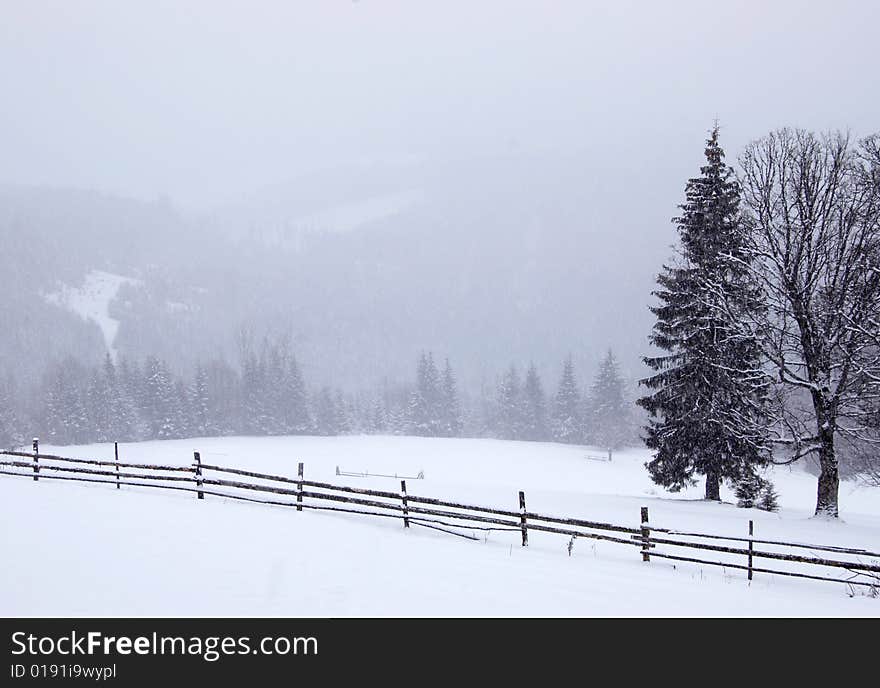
[2,442,879,591]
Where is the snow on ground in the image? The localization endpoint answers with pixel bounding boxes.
[43,270,140,361]
[2,436,879,617]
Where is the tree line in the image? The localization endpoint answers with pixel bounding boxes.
[0,342,638,450]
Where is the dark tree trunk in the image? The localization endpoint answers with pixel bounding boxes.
[704,469,721,501]
[815,424,839,518]
[811,393,839,518]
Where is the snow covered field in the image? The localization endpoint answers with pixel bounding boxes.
[2,435,879,617]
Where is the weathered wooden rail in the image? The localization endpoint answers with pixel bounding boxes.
[2,443,879,592]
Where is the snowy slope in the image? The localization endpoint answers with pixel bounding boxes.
[2,436,879,617]
[43,270,139,361]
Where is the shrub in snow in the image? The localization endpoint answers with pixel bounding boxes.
[735,473,765,509]
[757,482,780,513]
[735,473,778,512]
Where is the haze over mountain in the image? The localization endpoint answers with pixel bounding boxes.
[1,0,878,399]
[0,149,677,396]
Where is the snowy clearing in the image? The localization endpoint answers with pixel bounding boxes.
[42,270,139,361]
[2,435,879,617]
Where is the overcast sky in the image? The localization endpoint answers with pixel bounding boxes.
[1,1,877,209]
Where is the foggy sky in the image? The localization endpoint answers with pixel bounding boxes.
[2,1,878,210]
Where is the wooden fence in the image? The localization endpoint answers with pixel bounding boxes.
[2,442,879,592]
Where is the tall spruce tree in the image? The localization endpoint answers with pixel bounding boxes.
[313,387,340,435]
[103,354,137,442]
[85,367,113,443]
[638,126,770,500]
[496,364,524,440]
[439,359,462,438]
[522,362,548,441]
[0,374,20,449]
[43,358,90,445]
[586,349,632,450]
[408,352,442,436]
[552,356,582,444]
[191,364,211,437]
[282,353,310,434]
[368,397,389,434]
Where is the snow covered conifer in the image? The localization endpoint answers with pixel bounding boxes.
[734,472,765,509]
[496,364,524,440]
[0,375,21,449]
[439,358,462,437]
[335,390,352,435]
[42,358,90,445]
[368,397,388,434]
[586,349,632,450]
[408,352,442,436]
[191,364,211,437]
[638,126,770,500]
[758,481,780,513]
[282,353,310,434]
[85,367,113,443]
[551,356,582,444]
[521,362,548,441]
[313,387,339,436]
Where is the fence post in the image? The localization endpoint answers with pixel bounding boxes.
[32,438,39,482]
[519,491,528,547]
[607,448,612,462]
[194,451,203,500]
[640,506,650,562]
[297,462,304,511]
[114,442,120,489]
[748,520,754,582]
[401,480,410,528]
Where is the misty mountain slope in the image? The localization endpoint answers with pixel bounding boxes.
[190,155,678,391]
[0,155,677,395]
[0,186,205,386]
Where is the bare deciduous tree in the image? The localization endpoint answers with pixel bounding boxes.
[736,129,880,517]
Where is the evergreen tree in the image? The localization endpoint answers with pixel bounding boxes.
[552,356,582,444]
[0,374,21,449]
[734,472,766,509]
[103,354,137,442]
[313,387,340,436]
[496,364,524,439]
[118,357,147,440]
[191,364,211,437]
[203,358,239,436]
[173,379,192,439]
[386,402,409,435]
[142,356,179,440]
[368,397,388,434]
[282,353,310,434]
[335,390,353,434]
[586,349,633,450]
[439,359,463,437]
[85,367,113,443]
[408,352,442,436]
[259,341,284,435]
[638,126,770,500]
[42,358,89,445]
[240,347,268,435]
[521,362,548,441]
[758,482,780,513]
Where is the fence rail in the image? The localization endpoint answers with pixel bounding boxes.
[2,443,879,592]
